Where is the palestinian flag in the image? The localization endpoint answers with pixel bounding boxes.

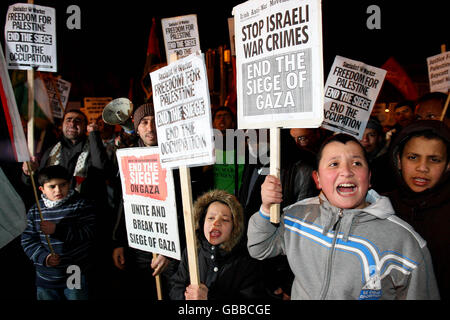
[0,42,30,163]
[141,17,164,101]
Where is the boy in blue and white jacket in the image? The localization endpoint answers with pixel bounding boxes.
[21,165,96,300]
[248,134,439,300]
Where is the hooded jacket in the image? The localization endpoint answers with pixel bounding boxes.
[169,190,268,300]
[387,120,450,299]
[247,190,440,299]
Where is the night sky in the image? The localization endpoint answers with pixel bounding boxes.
[1,0,448,104]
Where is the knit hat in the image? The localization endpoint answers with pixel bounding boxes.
[133,103,155,131]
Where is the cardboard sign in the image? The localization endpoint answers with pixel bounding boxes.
[82,97,112,124]
[233,0,324,129]
[43,77,71,119]
[321,56,386,139]
[161,14,201,63]
[5,3,57,72]
[427,51,450,93]
[150,53,215,169]
[116,147,181,260]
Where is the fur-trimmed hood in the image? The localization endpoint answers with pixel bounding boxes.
[193,189,244,252]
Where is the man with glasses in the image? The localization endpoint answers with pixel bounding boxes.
[289,128,321,154]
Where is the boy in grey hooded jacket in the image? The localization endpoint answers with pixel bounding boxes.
[247,133,439,300]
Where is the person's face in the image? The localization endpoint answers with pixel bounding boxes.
[415,100,443,121]
[203,201,233,246]
[137,115,157,146]
[62,112,86,142]
[290,128,315,149]
[313,141,371,209]
[213,111,234,132]
[360,128,380,154]
[398,136,449,192]
[394,106,415,128]
[39,178,70,201]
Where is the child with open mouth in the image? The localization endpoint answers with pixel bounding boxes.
[169,189,267,300]
[248,133,439,300]
[388,120,450,299]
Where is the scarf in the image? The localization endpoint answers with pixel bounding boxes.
[47,141,89,192]
[41,189,75,208]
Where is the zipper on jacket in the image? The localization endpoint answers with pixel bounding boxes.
[319,208,343,299]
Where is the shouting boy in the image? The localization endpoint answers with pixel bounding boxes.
[248,133,439,300]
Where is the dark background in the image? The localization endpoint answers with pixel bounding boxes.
[1,0,448,104]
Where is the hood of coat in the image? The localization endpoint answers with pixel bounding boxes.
[390,120,450,197]
[193,189,244,252]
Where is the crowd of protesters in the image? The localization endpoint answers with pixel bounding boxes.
[0,89,448,300]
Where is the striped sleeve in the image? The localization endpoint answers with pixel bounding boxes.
[21,206,49,266]
[52,199,96,245]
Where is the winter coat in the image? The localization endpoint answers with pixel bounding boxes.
[169,189,267,300]
[169,238,267,300]
[248,190,440,300]
[386,120,450,299]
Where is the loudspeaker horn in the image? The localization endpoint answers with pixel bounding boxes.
[102,97,134,134]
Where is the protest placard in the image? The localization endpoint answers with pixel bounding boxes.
[43,77,71,119]
[161,14,201,63]
[427,51,450,93]
[4,3,57,72]
[321,56,386,139]
[82,97,112,124]
[116,147,181,260]
[233,0,324,129]
[150,53,214,169]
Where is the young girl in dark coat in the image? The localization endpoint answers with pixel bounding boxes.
[169,189,267,300]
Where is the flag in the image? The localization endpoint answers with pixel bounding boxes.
[31,75,54,124]
[0,42,30,163]
[381,57,419,101]
[141,17,164,101]
[11,70,54,130]
[0,167,27,249]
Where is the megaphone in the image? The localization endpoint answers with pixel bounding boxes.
[103,97,135,134]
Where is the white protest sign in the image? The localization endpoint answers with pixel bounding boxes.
[116,147,181,260]
[427,52,450,93]
[43,77,71,119]
[321,56,386,139]
[161,14,201,63]
[150,53,215,169]
[4,3,57,72]
[233,0,324,129]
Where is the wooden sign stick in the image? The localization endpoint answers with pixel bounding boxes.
[439,44,449,122]
[269,127,281,224]
[27,69,34,156]
[166,52,200,286]
[152,253,163,300]
[179,165,200,285]
[26,161,55,255]
[440,93,450,122]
